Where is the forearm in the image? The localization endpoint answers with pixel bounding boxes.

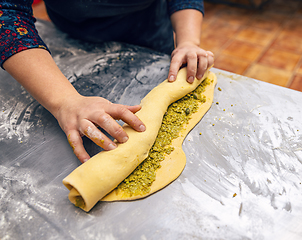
[168,9,213,83]
[170,9,203,47]
[3,48,146,162]
[3,48,79,118]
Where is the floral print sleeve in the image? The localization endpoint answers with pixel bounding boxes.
[0,0,50,69]
[167,0,204,16]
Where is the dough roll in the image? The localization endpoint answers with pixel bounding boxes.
[103,70,217,201]
[63,67,213,212]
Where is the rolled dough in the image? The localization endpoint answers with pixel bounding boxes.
[63,67,217,212]
[102,71,217,201]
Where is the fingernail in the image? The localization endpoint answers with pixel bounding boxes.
[83,158,89,163]
[188,76,194,83]
[169,75,175,81]
[108,143,117,150]
[139,124,146,131]
[122,136,129,143]
[197,74,203,79]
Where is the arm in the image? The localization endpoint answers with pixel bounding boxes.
[3,49,146,163]
[1,2,145,163]
[168,7,214,83]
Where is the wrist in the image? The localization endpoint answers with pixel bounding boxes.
[176,40,201,49]
[171,9,203,49]
[48,89,82,119]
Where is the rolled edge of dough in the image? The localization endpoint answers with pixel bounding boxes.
[63,67,213,212]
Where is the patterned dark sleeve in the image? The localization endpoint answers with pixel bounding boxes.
[167,0,204,16]
[0,0,50,69]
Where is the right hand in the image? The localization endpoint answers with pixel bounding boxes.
[55,94,146,163]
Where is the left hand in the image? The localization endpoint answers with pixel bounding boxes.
[168,42,214,83]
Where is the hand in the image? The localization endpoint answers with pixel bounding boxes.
[55,94,146,163]
[168,42,214,83]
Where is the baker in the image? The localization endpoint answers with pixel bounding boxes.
[0,0,214,162]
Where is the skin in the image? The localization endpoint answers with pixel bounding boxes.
[3,49,145,162]
[169,9,214,83]
[3,8,214,163]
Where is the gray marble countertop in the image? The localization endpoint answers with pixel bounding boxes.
[1,20,302,240]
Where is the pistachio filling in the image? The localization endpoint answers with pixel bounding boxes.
[117,78,211,197]
[75,196,85,208]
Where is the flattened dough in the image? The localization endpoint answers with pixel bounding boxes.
[63,67,217,212]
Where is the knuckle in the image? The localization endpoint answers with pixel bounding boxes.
[198,63,206,72]
[79,118,88,129]
[200,50,208,57]
[206,50,214,57]
[187,63,197,73]
[61,120,77,133]
[116,105,128,117]
[187,52,197,60]
[170,55,182,66]
[98,112,110,125]
[188,69,197,76]
[198,57,207,65]
[113,126,124,136]
[171,48,185,57]
[171,48,178,57]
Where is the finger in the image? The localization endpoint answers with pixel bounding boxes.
[125,104,142,114]
[67,130,90,163]
[206,50,214,58]
[186,52,198,83]
[196,54,208,80]
[207,51,215,68]
[196,49,214,79]
[80,119,118,150]
[89,111,130,144]
[168,51,185,82]
[107,104,146,132]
